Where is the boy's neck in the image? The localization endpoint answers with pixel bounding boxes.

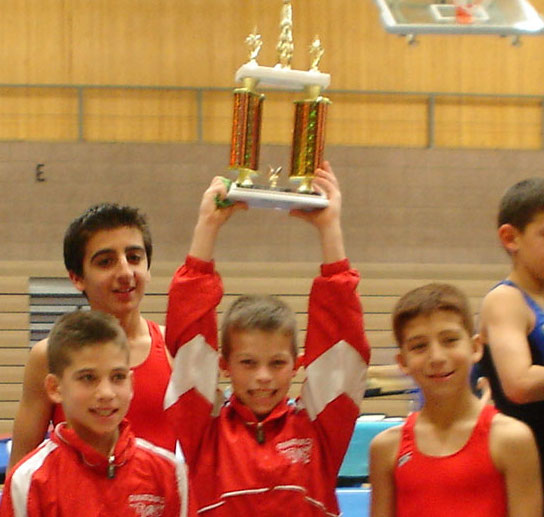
[419,388,482,428]
[509,268,544,298]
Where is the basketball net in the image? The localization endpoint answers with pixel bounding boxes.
[452,0,485,24]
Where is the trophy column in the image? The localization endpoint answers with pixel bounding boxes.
[230,77,264,187]
[290,84,330,194]
[224,3,331,211]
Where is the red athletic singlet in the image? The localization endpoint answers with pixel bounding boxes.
[53,320,176,452]
[394,405,507,517]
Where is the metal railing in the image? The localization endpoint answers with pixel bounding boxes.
[0,83,543,148]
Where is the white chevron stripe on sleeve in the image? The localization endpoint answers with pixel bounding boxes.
[301,340,368,421]
[164,334,218,409]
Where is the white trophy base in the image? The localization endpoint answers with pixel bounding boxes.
[226,183,329,211]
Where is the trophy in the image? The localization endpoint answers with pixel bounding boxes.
[225,0,331,211]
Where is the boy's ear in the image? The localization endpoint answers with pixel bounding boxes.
[471,333,484,363]
[498,223,519,254]
[396,350,409,375]
[44,373,63,404]
[68,270,85,293]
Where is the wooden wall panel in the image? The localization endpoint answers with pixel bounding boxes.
[327,94,429,147]
[84,89,197,142]
[0,1,543,146]
[434,98,542,149]
[0,0,543,94]
[0,88,78,141]
[201,91,235,144]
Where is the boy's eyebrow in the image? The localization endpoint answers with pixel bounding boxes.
[73,366,130,375]
[90,245,145,262]
[72,367,97,375]
[405,334,427,343]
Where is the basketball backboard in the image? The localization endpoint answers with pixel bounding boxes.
[373,0,544,35]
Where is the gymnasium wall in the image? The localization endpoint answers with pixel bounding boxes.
[0,140,538,265]
[0,0,544,148]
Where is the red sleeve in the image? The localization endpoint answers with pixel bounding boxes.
[0,474,15,517]
[301,258,370,472]
[165,255,223,357]
[164,255,223,467]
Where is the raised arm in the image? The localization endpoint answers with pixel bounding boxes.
[294,162,371,470]
[188,176,247,262]
[480,285,544,403]
[165,177,246,356]
[290,161,345,264]
[164,177,245,465]
[8,339,53,472]
[490,413,542,516]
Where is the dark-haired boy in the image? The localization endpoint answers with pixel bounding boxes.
[370,283,541,517]
[479,177,544,483]
[9,203,175,471]
[0,311,194,517]
[164,163,370,516]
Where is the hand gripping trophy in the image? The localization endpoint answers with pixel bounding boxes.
[225,0,331,210]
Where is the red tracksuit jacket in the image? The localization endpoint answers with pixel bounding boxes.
[0,420,194,517]
[164,256,370,516]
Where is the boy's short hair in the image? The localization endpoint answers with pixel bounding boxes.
[47,310,128,376]
[221,295,298,360]
[498,177,544,231]
[63,203,153,277]
[392,283,474,346]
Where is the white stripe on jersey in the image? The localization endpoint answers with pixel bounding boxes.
[11,440,58,517]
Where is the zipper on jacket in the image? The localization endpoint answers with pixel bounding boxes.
[256,422,265,444]
[107,455,116,479]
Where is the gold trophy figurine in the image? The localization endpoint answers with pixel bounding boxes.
[226,0,331,211]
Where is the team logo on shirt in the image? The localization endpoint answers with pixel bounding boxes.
[128,494,166,516]
[276,438,313,464]
[397,452,413,468]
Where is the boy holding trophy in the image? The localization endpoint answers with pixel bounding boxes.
[163,162,370,516]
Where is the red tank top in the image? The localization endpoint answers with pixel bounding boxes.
[52,320,176,452]
[394,405,507,517]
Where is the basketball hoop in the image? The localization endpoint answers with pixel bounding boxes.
[452,0,488,24]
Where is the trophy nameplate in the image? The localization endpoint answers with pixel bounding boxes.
[226,0,331,211]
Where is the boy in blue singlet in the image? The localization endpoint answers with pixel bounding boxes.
[479,177,544,484]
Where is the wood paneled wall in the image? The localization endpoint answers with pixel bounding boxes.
[2,0,543,93]
[0,1,543,147]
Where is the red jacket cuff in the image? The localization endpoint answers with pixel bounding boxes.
[320,258,350,277]
[184,255,216,274]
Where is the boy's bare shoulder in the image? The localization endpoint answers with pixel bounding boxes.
[370,424,403,452]
[491,411,535,443]
[480,283,530,331]
[482,282,524,309]
[26,337,49,369]
[490,411,538,469]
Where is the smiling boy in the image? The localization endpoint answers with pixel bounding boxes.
[219,294,298,422]
[369,283,541,517]
[164,163,370,516]
[9,204,176,471]
[0,311,193,517]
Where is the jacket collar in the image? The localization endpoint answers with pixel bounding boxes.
[52,419,135,478]
[227,394,290,425]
